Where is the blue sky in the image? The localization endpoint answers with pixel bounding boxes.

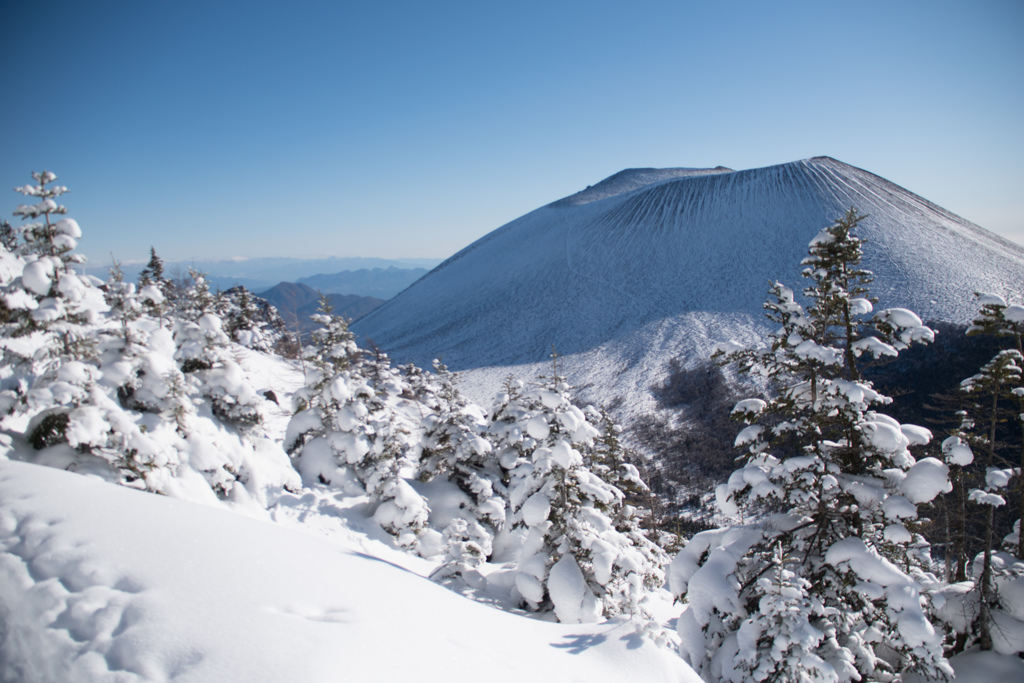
[2,0,1022,264]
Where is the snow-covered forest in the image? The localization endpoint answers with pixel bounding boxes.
[2,172,1023,682]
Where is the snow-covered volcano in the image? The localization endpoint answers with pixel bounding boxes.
[353,157,1024,411]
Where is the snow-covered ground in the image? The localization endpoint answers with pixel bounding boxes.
[0,338,695,683]
[0,458,696,683]
[3,372,1021,682]
[3,347,1017,683]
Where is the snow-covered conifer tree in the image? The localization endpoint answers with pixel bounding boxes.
[176,267,222,322]
[0,222,22,331]
[2,171,98,411]
[589,407,656,525]
[4,171,101,352]
[286,295,359,453]
[0,174,184,490]
[487,375,530,477]
[2,172,298,505]
[969,292,1024,352]
[222,286,285,353]
[285,298,429,551]
[105,259,143,346]
[685,209,952,681]
[431,517,489,583]
[587,407,669,598]
[732,542,837,682]
[417,360,506,578]
[589,408,644,498]
[23,356,183,490]
[967,292,1024,559]
[305,294,359,382]
[499,355,665,623]
[0,219,16,252]
[940,417,975,586]
[940,349,1024,654]
[137,246,165,288]
[174,311,262,429]
[136,247,173,320]
[398,361,434,402]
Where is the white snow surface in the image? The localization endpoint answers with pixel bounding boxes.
[903,649,1024,683]
[0,459,696,683]
[352,157,1024,415]
[898,457,951,504]
[547,553,600,625]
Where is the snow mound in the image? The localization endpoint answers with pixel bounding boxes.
[0,459,697,683]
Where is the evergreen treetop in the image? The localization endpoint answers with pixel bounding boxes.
[695,208,951,682]
[138,246,165,286]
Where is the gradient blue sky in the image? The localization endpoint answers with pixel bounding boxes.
[2,0,1022,265]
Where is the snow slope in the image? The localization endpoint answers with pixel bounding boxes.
[352,157,1024,411]
[0,459,696,683]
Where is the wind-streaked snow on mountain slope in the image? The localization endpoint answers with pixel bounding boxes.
[0,459,696,683]
[353,157,1024,412]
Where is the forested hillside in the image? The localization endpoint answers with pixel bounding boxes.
[2,171,1022,682]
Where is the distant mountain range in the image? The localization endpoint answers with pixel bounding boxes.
[295,267,429,299]
[258,282,385,337]
[352,156,1024,414]
[84,257,441,295]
